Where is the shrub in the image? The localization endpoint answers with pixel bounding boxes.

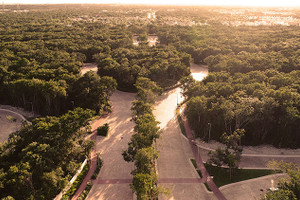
[176,109,186,136]
[6,115,17,122]
[62,162,90,200]
[91,154,103,179]
[97,123,109,136]
[78,181,93,200]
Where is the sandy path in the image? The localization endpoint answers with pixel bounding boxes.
[86,90,135,200]
[154,88,215,200]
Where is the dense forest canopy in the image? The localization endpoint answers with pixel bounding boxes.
[0,108,95,199]
[0,4,299,199]
[167,23,300,148]
[96,45,190,91]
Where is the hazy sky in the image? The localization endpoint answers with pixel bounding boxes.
[4,0,300,7]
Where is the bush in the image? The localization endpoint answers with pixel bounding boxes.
[176,109,186,136]
[91,154,103,179]
[97,123,109,136]
[6,115,17,122]
[190,159,202,178]
[62,162,90,200]
[78,181,93,200]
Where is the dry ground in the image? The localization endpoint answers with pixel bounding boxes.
[81,63,98,75]
[0,109,24,142]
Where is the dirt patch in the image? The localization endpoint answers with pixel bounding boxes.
[0,104,35,119]
[81,63,98,75]
[0,110,23,142]
[0,105,34,143]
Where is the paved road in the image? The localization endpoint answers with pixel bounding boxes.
[197,144,300,169]
[85,90,136,200]
[75,88,216,200]
[77,64,215,199]
[154,88,216,200]
[220,174,286,200]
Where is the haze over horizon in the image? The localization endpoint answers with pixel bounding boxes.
[3,0,300,7]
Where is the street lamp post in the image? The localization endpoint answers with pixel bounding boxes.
[208,122,212,142]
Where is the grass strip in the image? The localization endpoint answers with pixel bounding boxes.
[176,108,187,136]
[204,163,277,188]
[78,181,93,200]
[92,154,103,179]
[190,159,202,178]
[204,182,211,191]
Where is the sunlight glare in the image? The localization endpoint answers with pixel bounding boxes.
[4,0,300,7]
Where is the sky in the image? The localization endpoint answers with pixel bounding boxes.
[3,0,300,7]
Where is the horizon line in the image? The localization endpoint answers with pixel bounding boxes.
[2,3,300,8]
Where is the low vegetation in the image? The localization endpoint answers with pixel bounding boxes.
[190,159,202,178]
[207,129,244,179]
[176,108,186,136]
[78,181,93,200]
[97,123,110,137]
[190,159,210,191]
[0,4,299,200]
[123,77,163,199]
[91,154,103,180]
[6,115,17,122]
[62,162,90,200]
[205,164,275,188]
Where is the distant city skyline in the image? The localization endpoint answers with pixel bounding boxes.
[3,0,300,7]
